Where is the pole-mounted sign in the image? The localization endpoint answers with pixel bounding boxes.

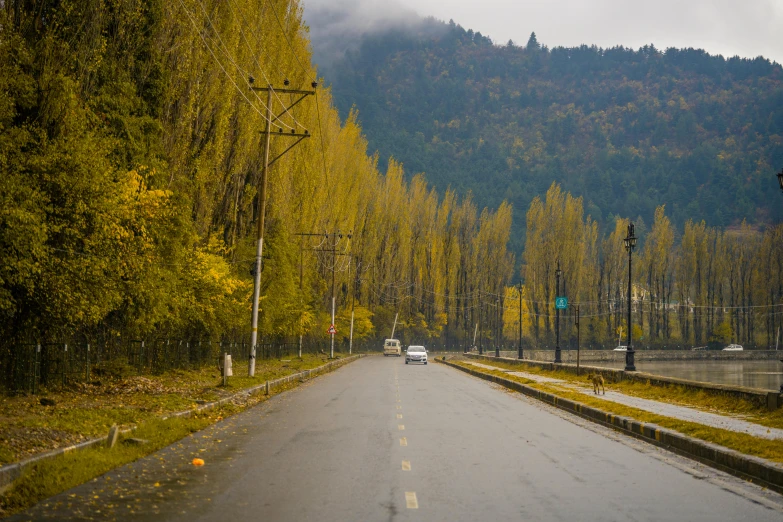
[327,324,337,335]
[555,297,568,310]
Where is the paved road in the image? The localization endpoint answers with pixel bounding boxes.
[11,356,783,521]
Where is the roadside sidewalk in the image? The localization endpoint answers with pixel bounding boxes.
[466,361,783,441]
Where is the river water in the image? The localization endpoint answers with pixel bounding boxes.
[596,359,783,391]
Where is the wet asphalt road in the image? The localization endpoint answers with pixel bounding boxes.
[11,356,783,521]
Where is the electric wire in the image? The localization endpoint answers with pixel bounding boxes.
[191,0,297,130]
[176,0,276,126]
[224,0,308,130]
[265,0,331,218]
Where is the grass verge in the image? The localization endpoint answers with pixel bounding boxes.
[1,409,226,517]
[462,359,783,429]
[0,355,336,465]
[0,356,357,518]
[453,361,783,463]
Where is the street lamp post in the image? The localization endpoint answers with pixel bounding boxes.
[518,282,523,359]
[495,298,500,358]
[777,167,783,193]
[624,223,638,371]
[479,301,483,355]
[555,260,562,364]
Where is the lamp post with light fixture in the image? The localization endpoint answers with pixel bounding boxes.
[555,261,562,364]
[623,223,637,372]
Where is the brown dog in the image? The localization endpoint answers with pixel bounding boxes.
[587,373,605,395]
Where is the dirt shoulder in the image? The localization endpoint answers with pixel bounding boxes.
[0,355,337,466]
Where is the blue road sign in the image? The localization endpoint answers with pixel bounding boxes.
[555,297,568,310]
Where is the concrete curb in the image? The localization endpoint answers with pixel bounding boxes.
[0,355,365,490]
[436,357,783,495]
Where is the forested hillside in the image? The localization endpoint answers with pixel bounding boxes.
[0,0,513,349]
[1,1,781,357]
[323,18,783,250]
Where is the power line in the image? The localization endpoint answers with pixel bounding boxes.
[224,0,307,130]
[176,0,274,125]
[265,0,331,218]
[191,0,296,130]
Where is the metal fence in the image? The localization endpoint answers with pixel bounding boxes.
[0,337,323,394]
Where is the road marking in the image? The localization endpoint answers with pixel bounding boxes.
[396,405,402,410]
[397,414,403,419]
[398,424,405,430]
[400,437,407,446]
[397,399,401,403]
[405,492,418,509]
[402,460,411,471]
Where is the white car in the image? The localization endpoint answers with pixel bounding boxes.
[405,345,428,365]
[613,345,628,351]
[722,344,744,351]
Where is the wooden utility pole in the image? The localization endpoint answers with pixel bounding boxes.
[348,257,360,355]
[247,82,314,377]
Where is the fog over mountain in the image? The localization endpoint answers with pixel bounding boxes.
[303,0,783,66]
[304,0,421,69]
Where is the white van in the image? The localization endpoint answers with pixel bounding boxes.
[383,339,402,356]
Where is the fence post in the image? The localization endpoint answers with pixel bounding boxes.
[62,343,68,386]
[222,352,229,387]
[34,343,41,394]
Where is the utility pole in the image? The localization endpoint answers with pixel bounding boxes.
[247,81,315,377]
[305,230,351,359]
[391,312,399,339]
[296,231,350,359]
[299,236,303,359]
[348,256,358,355]
[518,282,523,360]
[330,232,337,359]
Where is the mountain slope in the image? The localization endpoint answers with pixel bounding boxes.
[320,19,783,248]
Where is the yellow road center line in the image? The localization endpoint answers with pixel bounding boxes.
[400,437,407,446]
[405,492,418,509]
[397,414,403,419]
[402,460,411,471]
[396,405,402,410]
[398,424,405,430]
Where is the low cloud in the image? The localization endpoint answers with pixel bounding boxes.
[303,0,422,67]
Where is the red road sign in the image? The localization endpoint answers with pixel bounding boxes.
[327,324,337,335]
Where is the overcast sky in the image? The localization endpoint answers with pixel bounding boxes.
[303,0,783,64]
